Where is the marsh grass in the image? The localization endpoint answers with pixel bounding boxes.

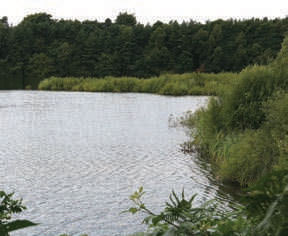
[38,72,238,96]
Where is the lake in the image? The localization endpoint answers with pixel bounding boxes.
[0,91,235,236]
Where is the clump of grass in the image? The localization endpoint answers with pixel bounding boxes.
[38,77,83,91]
[38,72,238,96]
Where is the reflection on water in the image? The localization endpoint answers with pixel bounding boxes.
[0,91,235,236]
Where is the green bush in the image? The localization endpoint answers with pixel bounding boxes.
[263,92,288,170]
[126,187,252,236]
[185,36,288,185]
[0,191,36,236]
[245,170,288,236]
[128,177,288,236]
[219,129,279,185]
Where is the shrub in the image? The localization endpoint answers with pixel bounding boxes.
[126,187,253,236]
[0,191,36,236]
[128,177,288,236]
[219,129,279,185]
[185,36,288,185]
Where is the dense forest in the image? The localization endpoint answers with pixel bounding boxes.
[0,12,288,89]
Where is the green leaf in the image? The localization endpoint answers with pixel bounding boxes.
[181,188,185,200]
[142,215,153,225]
[169,195,177,207]
[129,207,138,214]
[172,191,180,205]
[4,220,38,232]
[152,215,162,226]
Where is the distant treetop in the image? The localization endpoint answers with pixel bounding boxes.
[116,12,137,26]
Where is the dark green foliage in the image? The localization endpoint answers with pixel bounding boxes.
[186,36,288,186]
[245,170,288,235]
[116,12,137,26]
[1,14,288,89]
[126,187,252,236]
[26,53,55,88]
[0,191,37,236]
[128,172,288,235]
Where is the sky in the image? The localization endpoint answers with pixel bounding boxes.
[1,0,288,25]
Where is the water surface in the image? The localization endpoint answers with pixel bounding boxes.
[0,91,234,236]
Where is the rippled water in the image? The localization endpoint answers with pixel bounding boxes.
[0,91,235,236]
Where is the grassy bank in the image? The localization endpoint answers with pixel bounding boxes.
[38,72,238,96]
[185,36,288,186]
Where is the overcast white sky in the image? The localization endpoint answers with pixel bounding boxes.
[1,0,288,25]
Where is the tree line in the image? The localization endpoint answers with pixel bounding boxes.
[0,12,288,89]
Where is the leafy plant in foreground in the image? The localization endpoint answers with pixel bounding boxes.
[245,171,288,236]
[126,187,250,236]
[0,190,37,236]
